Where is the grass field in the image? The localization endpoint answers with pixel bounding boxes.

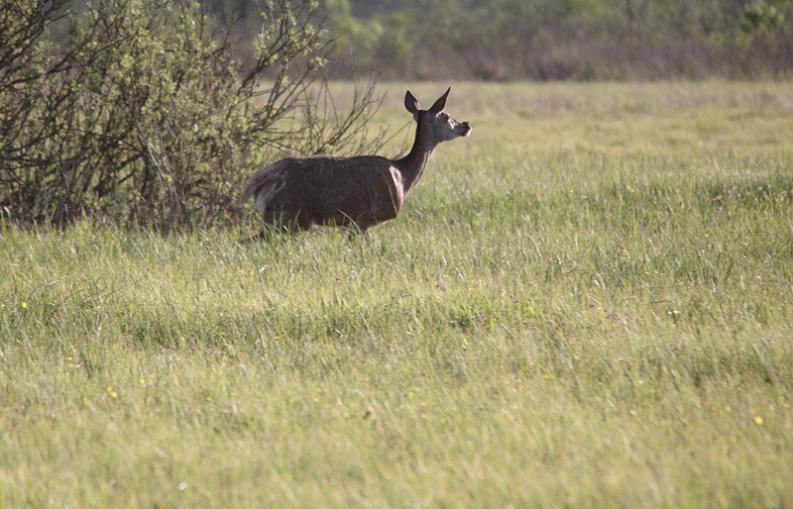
[2,81,793,508]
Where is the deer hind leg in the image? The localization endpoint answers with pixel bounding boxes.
[262,208,313,234]
[239,230,271,244]
[343,219,378,240]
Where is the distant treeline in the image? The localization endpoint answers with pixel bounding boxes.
[211,0,793,79]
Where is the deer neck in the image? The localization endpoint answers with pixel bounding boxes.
[396,122,436,194]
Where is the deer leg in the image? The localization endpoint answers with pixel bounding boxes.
[261,208,309,235]
[345,229,365,241]
[240,222,291,243]
[239,230,269,244]
[344,221,374,240]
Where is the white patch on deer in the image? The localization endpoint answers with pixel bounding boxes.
[253,178,286,217]
[389,166,405,205]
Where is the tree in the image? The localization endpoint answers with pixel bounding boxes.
[0,0,383,228]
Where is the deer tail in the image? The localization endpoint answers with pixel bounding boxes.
[240,161,285,202]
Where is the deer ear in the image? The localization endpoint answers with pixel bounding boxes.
[429,86,451,113]
[404,91,419,115]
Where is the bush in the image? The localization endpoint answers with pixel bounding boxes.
[0,0,382,229]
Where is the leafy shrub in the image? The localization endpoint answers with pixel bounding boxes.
[0,0,382,229]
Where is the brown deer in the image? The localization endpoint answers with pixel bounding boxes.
[241,87,471,235]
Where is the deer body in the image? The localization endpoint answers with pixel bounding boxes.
[242,88,470,234]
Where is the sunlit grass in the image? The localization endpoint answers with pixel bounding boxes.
[1,82,792,508]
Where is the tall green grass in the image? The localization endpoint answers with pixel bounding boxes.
[1,82,792,508]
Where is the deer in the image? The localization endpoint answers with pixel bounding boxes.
[240,87,471,237]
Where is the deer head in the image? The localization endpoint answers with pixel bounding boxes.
[404,87,471,146]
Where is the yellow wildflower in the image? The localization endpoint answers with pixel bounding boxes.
[20,302,28,309]
[106,385,118,399]
[754,415,764,426]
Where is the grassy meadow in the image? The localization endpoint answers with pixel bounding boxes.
[2,81,793,507]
